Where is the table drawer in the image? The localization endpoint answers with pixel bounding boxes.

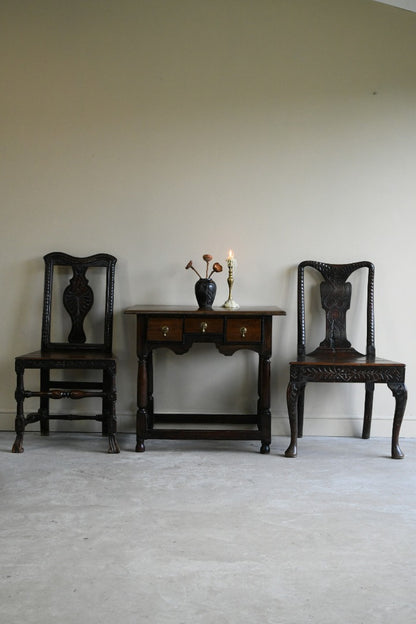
[184,318,223,335]
[147,318,183,341]
[226,318,262,342]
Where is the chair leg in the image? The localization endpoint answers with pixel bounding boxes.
[104,367,119,454]
[362,382,374,439]
[39,369,50,436]
[285,381,305,458]
[101,369,109,437]
[101,415,109,437]
[297,384,306,438]
[387,382,407,459]
[12,365,25,453]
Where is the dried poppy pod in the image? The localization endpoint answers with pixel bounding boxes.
[185,254,222,281]
[202,254,213,277]
[208,262,223,278]
[185,260,202,279]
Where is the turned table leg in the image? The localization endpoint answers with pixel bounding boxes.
[136,355,149,452]
[258,354,271,454]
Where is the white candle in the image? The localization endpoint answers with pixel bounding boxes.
[227,249,236,269]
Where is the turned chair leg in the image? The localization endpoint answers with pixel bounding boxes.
[39,369,50,436]
[101,371,109,436]
[104,367,119,454]
[12,366,25,453]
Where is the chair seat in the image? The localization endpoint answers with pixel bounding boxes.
[16,350,116,364]
[290,357,406,383]
[290,352,405,384]
[291,355,404,365]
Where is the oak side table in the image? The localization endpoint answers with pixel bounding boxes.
[125,305,286,453]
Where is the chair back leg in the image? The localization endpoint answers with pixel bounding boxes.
[297,385,306,438]
[362,381,374,439]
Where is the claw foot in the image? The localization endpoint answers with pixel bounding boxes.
[107,435,120,454]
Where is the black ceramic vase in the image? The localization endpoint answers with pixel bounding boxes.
[195,278,217,309]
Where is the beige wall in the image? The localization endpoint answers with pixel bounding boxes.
[1,0,415,440]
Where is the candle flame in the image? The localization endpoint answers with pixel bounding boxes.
[227,249,234,260]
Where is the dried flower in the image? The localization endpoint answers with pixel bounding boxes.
[208,262,223,279]
[185,254,222,281]
[203,254,213,277]
[185,260,202,279]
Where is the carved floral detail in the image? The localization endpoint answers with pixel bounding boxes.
[290,365,404,384]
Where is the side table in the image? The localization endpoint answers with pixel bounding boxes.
[125,306,285,453]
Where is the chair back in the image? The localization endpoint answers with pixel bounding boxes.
[297,261,375,359]
[41,252,117,353]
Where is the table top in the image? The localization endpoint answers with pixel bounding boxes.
[125,305,286,316]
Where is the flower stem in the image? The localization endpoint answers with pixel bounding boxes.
[190,265,202,279]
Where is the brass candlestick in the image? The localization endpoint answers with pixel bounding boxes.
[223,256,239,309]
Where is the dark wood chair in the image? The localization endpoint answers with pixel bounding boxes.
[285,261,407,459]
[12,252,119,454]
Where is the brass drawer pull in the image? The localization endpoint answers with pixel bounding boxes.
[240,326,247,338]
[200,322,208,333]
[147,318,183,341]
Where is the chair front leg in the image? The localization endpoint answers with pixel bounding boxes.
[387,382,407,459]
[101,370,109,436]
[285,381,305,458]
[12,363,26,453]
[104,366,119,454]
[39,368,50,436]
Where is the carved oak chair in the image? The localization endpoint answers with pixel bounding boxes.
[285,261,407,459]
[12,252,119,454]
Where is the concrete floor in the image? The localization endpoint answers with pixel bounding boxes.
[1,432,415,624]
